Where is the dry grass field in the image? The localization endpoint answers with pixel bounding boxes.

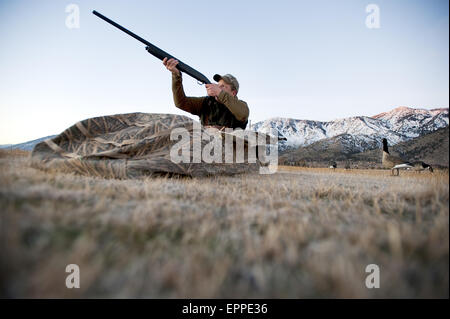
[0,151,448,298]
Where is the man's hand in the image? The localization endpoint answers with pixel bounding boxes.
[205,84,222,97]
[162,57,180,76]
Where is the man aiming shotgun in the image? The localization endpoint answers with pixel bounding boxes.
[92,10,249,129]
[162,57,249,129]
[29,10,265,181]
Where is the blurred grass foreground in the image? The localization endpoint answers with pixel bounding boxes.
[0,150,448,298]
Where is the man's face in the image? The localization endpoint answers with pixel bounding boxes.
[218,80,237,97]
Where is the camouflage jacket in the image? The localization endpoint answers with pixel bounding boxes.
[171,73,249,129]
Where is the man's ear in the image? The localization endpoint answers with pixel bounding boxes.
[232,90,237,97]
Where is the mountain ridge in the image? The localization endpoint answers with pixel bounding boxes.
[252,106,448,153]
[0,135,57,151]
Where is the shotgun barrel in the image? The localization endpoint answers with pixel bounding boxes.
[92,10,211,84]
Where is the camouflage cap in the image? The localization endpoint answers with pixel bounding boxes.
[213,74,239,93]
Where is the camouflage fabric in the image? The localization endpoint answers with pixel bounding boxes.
[30,113,264,179]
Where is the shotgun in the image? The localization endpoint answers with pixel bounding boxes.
[92,10,211,84]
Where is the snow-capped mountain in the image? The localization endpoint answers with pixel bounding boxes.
[252,107,449,152]
[0,135,57,151]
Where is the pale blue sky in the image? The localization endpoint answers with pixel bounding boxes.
[0,0,448,144]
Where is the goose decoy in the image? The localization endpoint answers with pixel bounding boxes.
[410,161,433,173]
[382,138,412,175]
[381,138,434,175]
[329,161,337,169]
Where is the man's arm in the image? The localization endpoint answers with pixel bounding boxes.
[216,90,249,122]
[171,71,205,116]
